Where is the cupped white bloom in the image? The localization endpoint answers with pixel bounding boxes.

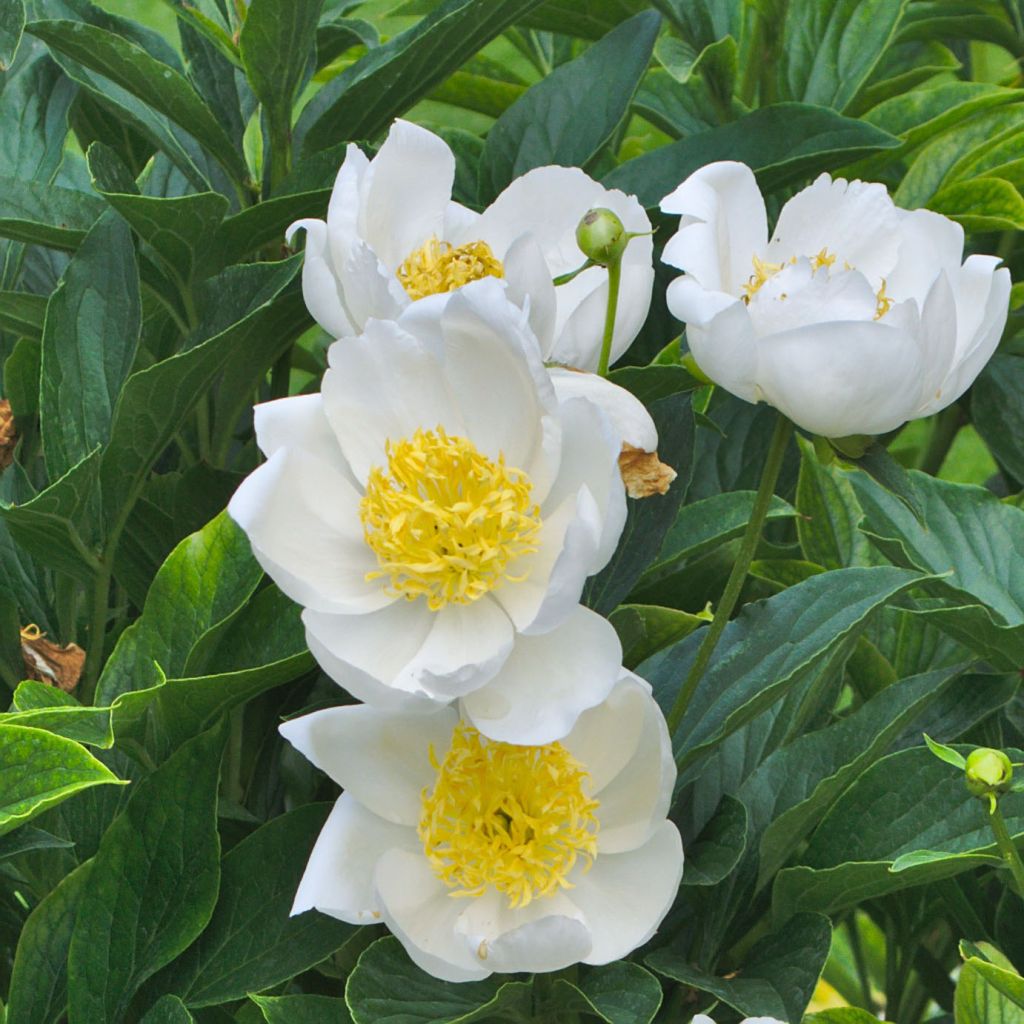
[229,280,630,737]
[660,161,1011,438]
[280,672,683,982]
[287,118,654,372]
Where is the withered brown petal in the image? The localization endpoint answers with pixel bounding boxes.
[618,443,677,499]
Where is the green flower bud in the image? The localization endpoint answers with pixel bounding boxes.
[965,747,1013,798]
[576,208,628,266]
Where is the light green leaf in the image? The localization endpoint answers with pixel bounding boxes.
[930,176,1024,231]
[0,177,104,249]
[0,724,123,836]
[1,680,114,747]
[251,994,353,1024]
[148,803,353,1007]
[924,732,968,769]
[26,18,248,185]
[776,0,906,111]
[6,860,92,1024]
[605,103,900,208]
[480,11,660,198]
[296,0,544,155]
[955,957,1024,1024]
[805,1011,895,1024]
[40,210,141,482]
[647,913,832,1023]
[67,724,225,1023]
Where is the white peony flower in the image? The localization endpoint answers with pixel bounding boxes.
[287,118,654,372]
[660,161,1011,439]
[279,672,683,982]
[228,280,630,739]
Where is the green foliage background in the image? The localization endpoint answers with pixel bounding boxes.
[0,0,1023,1022]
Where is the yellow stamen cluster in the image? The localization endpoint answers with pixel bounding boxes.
[397,236,504,300]
[360,427,542,610]
[810,247,837,271]
[741,254,784,303]
[419,722,600,909]
[875,278,893,320]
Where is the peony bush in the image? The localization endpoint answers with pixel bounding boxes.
[0,2,1023,1023]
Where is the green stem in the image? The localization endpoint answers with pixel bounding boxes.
[596,258,622,377]
[917,404,960,476]
[846,915,875,1012]
[667,413,793,737]
[988,798,1024,896]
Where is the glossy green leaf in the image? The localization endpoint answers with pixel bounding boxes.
[67,723,225,1023]
[776,0,906,111]
[0,0,25,70]
[930,176,1024,231]
[480,11,660,198]
[26,18,248,184]
[140,996,195,1024]
[605,364,702,405]
[150,803,353,1007]
[296,0,544,155]
[0,289,46,339]
[647,912,831,1023]
[251,995,354,1024]
[550,962,663,1024]
[520,0,648,38]
[39,210,141,481]
[955,957,1024,1024]
[609,603,707,668]
[682,793,748,886]
[605,103,900,207]
[0,176,103,249]
[772,746,1024,921]
[0,723,123,836]
[97,511,263,704]
[642,566,924,770]
[0,823,74,860]
[973,354,1024,484]
[924,732,968,769]
[6,860,92,1024]
[806,1011,895,1024]
[1,680,114,746]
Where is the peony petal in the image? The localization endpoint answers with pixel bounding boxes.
[456,889,592,975]
[461,605,623,744]
[766,173,902,286]
[227,449,390,615]
[253,393,347,475]
[548,368,658,451]
[886,207,964,306]
[660,161,768,295]
[755,319,924,437]
[334,237,408,330]
[302,603,438,710]
[502,232,558,358]
[287,218,357,338]
[374,848,491,982]
[359,120,456,272]
[911,270,958,416]
[402,598,515,700]
[279,703,458,825]
[321,318,463,484]
[571,821,684,965]
[325,142,370,240]
[291,794,417,924]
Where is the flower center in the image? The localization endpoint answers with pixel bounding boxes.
[397,236,504,300]
[419,722,600,909]
[359,427,542,611]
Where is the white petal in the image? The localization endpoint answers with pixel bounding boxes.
[572,821,684,965]
[322,318,461,484]
[502,232,557,357]
[886,207,964,305]
[288,218,357,338]
[912,270,958,416]
[333,237,408,330]
[302,604,438,710]
[549,368,658,451]
[660,161,768,295]
[755,319,924,437]
[374,848,491,982]
[766,173,902,286]
[279,704,457,826]
[291,794,416,924]
[401,598,515,700]
[360,120,456,272]
[562,672,651,793]
[461,605,622,744]
[456,889,592,975]
[492,487,603,635]
[253,394,348,478]
[671,284,759,403]
[227,449,389,614]
[325,142,370,240]
[443,199,480,239]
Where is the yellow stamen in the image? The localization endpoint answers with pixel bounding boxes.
[875,278,893,320]
[741,254,784,303]
[397,236,504,300]
[811,247,837,271]
[360,427,541,611]
[419,722,600,910]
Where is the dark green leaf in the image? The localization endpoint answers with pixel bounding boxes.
[6,860,91,1024]
[605,364,702,405]
[930,176,1024,231]
[682,793,748,886]
[0,0,25,70]
[140,996,195,1024]
[609,603,707,668]
[480,11,660,198]
[150,803,353,1007]
[0,723,123,836]
[550,962,663,1024]
[973,354,1024,484]
[520,0,648,38]
[4,336,41,419]
[27,18,248,185]
[1,680,114,747]
[604,103,900,208]
[296,0,545,155]
[251,995,354,1024]
[0,824,74,860]
[40,210,140,481]
[67,723,225,1023]
[0,176,104,249]
[647,912,832,1023]
[316,16,379,69]
[0,290,46,340]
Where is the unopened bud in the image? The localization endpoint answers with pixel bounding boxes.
[576,208,628,266]
[965,747,1013,798]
